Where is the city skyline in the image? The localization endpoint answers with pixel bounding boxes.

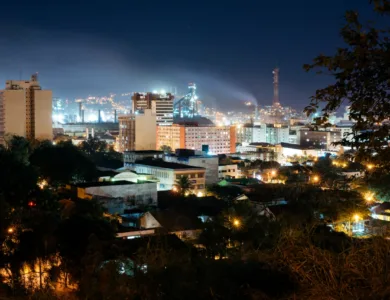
[0,0,379,110]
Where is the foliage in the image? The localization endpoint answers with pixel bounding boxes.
[30,141,97,185]
[313,153,343,188]
[174,176,193,197]
[160,145,172,153]
[79,137,107,155]
[304,0,390,168]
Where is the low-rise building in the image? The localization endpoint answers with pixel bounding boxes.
[124,150,164,165]
[164,149,219,184]
[300,128,342,151]
[72,180,158,213]
[133,159,206,194]
[276,143,324,164]
[218,164,239,179]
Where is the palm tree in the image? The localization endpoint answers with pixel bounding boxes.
[174,176,192,196]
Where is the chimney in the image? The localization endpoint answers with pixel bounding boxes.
[114,110,117,123]
[98,110,101,123]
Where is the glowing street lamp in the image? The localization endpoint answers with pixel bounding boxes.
[271,170,277,176]
[233,218,240,228]
[367,164,374,170]
[364,191,374,203]
[312,175,320,183]
[353,214,360,222]
[7,227,14,234]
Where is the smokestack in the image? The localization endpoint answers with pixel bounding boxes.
[82,110,85,123]
[98,110,101,123]
[273,68,280,107]
[79,102,82,121]
[86,128,89,138]
[91,128,95,138]
[114,110,117,123]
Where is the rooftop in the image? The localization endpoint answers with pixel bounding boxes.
[124,150,164,155]
[279,142,322,150]
[135,159,205,170]
[75,180,153,188]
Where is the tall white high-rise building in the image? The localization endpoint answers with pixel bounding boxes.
[0,74,52,143]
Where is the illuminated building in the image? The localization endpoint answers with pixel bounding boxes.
[157,124,236,155]
[165,149,219,184]
[117,109,157,152]
[300,128,341,151]
[236,123,289,145]
[133,159,206,193]
[0,74,52,143]
[132,92,174,126]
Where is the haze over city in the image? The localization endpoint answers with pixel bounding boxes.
[0,0,378,110]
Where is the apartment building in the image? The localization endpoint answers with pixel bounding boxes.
[157,124,236,155]
[117,109,156,152]
[0,74,52,143]
[132,91,174,126]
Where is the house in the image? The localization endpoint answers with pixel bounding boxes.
[218,163,239,179]
[140,210,203,240]
[71,180,158,213]
[372,202,390,222]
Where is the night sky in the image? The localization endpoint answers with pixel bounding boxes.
[0,0,379,111]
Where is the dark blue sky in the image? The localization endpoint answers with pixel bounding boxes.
[0,0,378,110]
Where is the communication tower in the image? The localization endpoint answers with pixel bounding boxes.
[273,68,280,107]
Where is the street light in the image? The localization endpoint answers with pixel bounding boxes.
[233,218,240,228]
[271,170,277,176]
[313,175,320,183]
[367,164,374,170]
[7,227,14,234]
[353,214,360,222]
[364,191,374,203]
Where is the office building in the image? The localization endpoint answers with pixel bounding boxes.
[0,74,52,143]
[157,124,236,155]
[132,92,174,126]
[117,109,156,152]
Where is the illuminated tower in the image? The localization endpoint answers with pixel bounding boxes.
[272,68,280,107]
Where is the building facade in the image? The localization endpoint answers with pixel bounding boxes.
[157,124,236,155]
[300,128,342,151]
[236,123,289,145]
[132,92,174,126]
[133,160,206,194]
[164,150,219,184]
[0,74,52,143]
[218,164,239,179]
[117,109,157,152]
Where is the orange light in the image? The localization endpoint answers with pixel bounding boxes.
[7,228,14,234]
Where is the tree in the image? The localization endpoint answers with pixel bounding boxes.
[304,0,390,169]
[30,141,96,185]
[79,137,107,155]
[174,176,192,197]
[160,145,172,154]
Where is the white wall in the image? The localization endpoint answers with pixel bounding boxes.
[135,109,156,150]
